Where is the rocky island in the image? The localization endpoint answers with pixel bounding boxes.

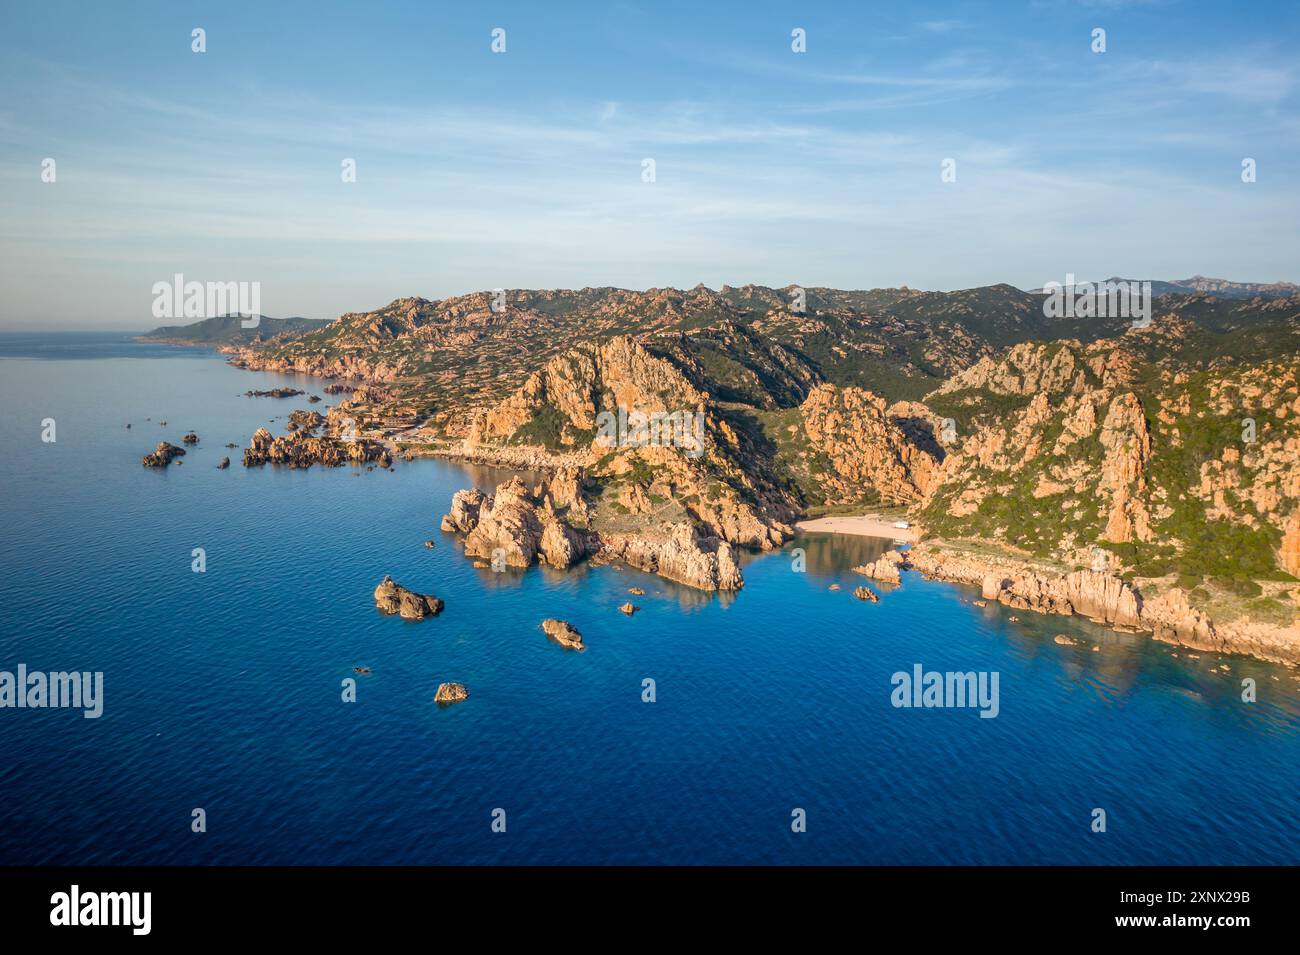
[373,576,443,619]
[142,441,186,468]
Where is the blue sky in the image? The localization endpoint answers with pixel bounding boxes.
[1,0,1297,329]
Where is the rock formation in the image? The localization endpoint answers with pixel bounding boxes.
[1280,511,1300,577]
[910,543,1300,665]
[596,523,743,591]
[434,682,469,704]
[798,384,943,505]
[373,576,444,619]
[206,283,1300,665]
[441,475,743,590]
[242,426,390,469]
[142,442,185,467]
[541,618,584,650]
[287,409,325,432]
[244,388,305,398]
[442,476,589,570]
[853,551,905,584]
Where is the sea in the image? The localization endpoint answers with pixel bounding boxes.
[0,331,1297,865]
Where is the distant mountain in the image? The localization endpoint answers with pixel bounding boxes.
[227,283,1143,411]
[1028,276,1299,299]
[139,313,331,345]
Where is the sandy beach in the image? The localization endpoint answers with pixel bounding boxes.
[794,514,919,542]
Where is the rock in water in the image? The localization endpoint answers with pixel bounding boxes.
[244,388,305,399]
[541,618,584,650]
[217,456,230,469]
[434,682,469,704]
[618,602,639,616]
[853,550,906,584]
[853,585,879,603]
[373,576,444,619]
[142,441,186,467]
[286,409,325,432]
[242,424,390,469]
[182,432,199,444]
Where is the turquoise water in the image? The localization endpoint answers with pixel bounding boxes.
[0,333,1297,865]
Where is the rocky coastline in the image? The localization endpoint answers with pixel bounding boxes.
[905,543,1300,667]
[142,286,1300,669]
[440,473,743,591]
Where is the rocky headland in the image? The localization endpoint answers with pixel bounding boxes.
[439,473,743,591]
[242,403,392,469]
[152,283,1300,665]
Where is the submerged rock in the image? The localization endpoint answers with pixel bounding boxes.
[434,682,469,704]
[373,576,444,619]
[541,618,584,650]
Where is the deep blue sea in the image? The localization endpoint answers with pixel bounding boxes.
[1,332,1297,865]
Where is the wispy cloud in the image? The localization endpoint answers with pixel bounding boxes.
[1,4,1297,327]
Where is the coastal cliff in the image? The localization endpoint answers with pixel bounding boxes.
[179,284,1300,661]
[907,543,1300,666]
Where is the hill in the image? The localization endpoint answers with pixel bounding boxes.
[139,313,331,345]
